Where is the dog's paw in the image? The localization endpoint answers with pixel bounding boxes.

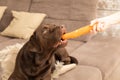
[51,61,77,79]
[69,56,78,64]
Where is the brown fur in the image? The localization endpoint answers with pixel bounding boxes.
[8,24,78,80]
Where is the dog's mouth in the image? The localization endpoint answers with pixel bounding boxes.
[54,26,68,48]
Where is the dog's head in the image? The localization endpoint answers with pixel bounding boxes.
[30,24,67,48]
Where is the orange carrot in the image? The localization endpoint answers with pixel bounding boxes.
[62,25,93,40]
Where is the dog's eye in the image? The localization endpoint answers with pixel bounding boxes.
[43,26,49,29]
[49,28,55,33]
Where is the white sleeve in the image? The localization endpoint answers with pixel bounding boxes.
[104,12,120,25]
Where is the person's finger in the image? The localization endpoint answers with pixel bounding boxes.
[99,22,106,31]
[97,23,104,32]
[96,23,101,32]
[90,30,97,34]
[90,19,98,26]
[92,23,98,33]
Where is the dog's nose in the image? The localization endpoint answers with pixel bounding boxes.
[60,25,65,28]
[60,26,66,31]
[61,25,66,34]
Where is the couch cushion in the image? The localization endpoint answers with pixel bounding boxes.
[59,65,102,80]
[0,11,46,39]
[66,40,84,53]
[70,35,120,80]
[70,0,97,21]
[0,0,31,32]
[0,0,31,10]
[31,0,98,21]
[0,9,13,32]
[31,0,71,20]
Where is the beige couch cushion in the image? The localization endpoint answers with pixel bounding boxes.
[71,35,120,80]
[1,11,46,39]
[59,65,102,80]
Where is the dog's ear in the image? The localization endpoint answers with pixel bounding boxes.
[29,31,43,52]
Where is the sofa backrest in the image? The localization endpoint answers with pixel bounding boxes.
[0,0,31,32]
[0,0,98,41]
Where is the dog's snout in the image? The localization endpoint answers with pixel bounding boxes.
[61,26,63,28]
[60,25,66,34]
[61,25,65,28]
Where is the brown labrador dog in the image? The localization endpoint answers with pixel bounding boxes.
[8,24,78,80]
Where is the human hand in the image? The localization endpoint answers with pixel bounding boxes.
[90,17,111,34]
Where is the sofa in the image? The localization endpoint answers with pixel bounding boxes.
[0,0,120,80]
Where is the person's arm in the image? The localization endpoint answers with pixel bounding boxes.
[104,12,120,24]
[90,12,120,33]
